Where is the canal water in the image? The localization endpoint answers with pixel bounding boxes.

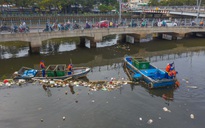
[0,36,205,128]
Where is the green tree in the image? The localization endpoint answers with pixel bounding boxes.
[148,0,159,6]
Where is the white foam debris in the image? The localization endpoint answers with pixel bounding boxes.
[0,77,134,92]
[187,86,198,89]
[190,114,195,119]
[163,107,171,112]
[147,119,153,124]
[139,117,142,121]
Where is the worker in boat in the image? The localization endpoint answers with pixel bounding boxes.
[168,70,178,78]
[40,60,46,77]
[165,62,175,78]
[67,64,73,75]
[165,63,174,72]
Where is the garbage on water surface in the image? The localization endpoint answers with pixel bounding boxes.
[147,119,153,124]
[186,86,198,89]
[163,107,171,112]
[190,114,195,119]
[36,78,133,92]
[0,77,135,92]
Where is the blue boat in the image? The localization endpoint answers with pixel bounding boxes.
[123,56,178,89]
[13,65,91,80]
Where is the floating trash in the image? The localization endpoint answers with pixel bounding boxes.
[0,77,133,92]
[162,94,173,100]
[139,117,142,121]
[163,107,171,112]
[91,100,95,103]
[41,119,44,122]
[147,119,153,124]
[190,114,195,119]
[63,116,66,120]
[186,86,198,89]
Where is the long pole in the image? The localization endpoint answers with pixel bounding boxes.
[196,0,202,23]
[118,0,122,23]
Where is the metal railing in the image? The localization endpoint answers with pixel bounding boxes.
[0,18,204,34]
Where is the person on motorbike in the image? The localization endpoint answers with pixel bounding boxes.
[73,21,80,29]
[19,23,23,32]
[11,23,18,33]
[22,21,26,29]
[64,21,70,30]
[85,21,91,29]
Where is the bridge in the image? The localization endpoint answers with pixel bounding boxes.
[0,27,204,54]
[130,7,205,18]
[142,10,205,18]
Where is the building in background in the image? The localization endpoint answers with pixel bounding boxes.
[127,0,149,11]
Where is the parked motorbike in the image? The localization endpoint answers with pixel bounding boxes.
[84,23,91,29]
[19,26,30,33]
[72,23,81,30]
[0,25,12,32]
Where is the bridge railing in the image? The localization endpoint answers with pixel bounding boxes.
[0,18,204,34]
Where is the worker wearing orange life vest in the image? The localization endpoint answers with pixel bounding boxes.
[67,64,73,75]
[168,70,177,77]
[40,60,46,77]
[165,63,172,72]
[165,62,176,78]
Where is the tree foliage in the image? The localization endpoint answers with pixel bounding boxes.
[1,0,204,13]
[149,0,199,6]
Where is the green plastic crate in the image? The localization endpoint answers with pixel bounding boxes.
[55,64,66,77]
[133,58,150,69]
[56,71,65,76]
[46,70,56,77]
[46,65,57,77]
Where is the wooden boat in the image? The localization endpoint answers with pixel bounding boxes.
[13,65,91,80]
[123,56,178,89]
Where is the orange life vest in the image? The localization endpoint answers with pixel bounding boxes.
[40,62,45,69]
[166,65,171,72]
[67,64,72,71]
[168,70,177,77]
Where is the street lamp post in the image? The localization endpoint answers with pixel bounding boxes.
[196,0,202,23]
[117,0,122,24]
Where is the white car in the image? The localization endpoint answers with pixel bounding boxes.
[158,20,177,27]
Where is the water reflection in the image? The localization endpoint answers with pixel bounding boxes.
[127,76,175,101]
[85,35,118,48]
[0,45,29,59]
[97,35,118,48]
[42,84,52,97]
[69,85,75,94]
[41,40,76,54]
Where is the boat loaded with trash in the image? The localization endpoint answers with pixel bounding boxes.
[123,56,179,89]
[13,64,91,80]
